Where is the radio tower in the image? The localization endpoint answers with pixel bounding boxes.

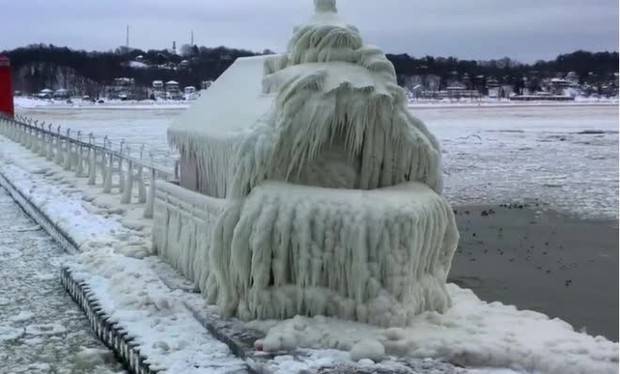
[126,25,130,48]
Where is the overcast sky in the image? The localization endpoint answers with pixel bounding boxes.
[2,0,618,62]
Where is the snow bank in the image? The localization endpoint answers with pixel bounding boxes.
[251,284,618,373]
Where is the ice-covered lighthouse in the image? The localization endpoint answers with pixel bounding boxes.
[154,0,459,327]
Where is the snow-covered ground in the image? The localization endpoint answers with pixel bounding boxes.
[1,103,617,373]
[0,186,124,374]
[17,104,619,220]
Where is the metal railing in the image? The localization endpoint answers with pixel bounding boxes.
[0,114,178,219]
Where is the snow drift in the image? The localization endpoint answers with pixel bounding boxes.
[156,0,459,327]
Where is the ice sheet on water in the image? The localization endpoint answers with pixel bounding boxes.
[0,187,123,373]
[414,105,619,219]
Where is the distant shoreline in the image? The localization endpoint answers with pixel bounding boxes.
[407,100,618,110]
[14,99,619,111]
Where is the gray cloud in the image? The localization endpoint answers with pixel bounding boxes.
[2,0,618,62]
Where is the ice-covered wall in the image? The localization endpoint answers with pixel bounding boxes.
[155,180,458,326]
[213,182,458,326]
[153,181,226,288]
[156,0,459,327]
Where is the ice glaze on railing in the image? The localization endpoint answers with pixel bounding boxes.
[0,114,178,219]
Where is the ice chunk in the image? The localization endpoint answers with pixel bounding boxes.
[350,339,386,362]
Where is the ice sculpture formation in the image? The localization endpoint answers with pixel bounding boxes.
[157,0,459,327]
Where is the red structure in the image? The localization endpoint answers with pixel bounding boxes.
[0,55,14,118]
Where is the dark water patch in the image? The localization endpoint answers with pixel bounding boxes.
[486,129,525,133]
[449,203,619,341]
[576,130,619,135]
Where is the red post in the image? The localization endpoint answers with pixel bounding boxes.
[0,55,15,118]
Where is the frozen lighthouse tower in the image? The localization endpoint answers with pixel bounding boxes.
[155,0,459,327]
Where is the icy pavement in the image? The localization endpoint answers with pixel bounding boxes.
[0,187,124,374]
[17,104,619,220]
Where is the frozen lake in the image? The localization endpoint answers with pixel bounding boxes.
[0,186,123,374]
[19,104,619,219]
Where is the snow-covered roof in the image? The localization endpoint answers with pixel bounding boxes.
[129,61,148,69]
[169,55,272,138]
[166,80,178,85]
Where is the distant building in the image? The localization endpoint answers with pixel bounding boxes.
[200,80,213,90]
[54,88,71,99]
[37,88,53,99]
[109,77,135,100]
[437,85,481,99]
[184,86,198,100]
[548,78,570,95]
[486,78,500,98]
[165,80,182,100]
[150,80,165,100]
[566,71,579,85]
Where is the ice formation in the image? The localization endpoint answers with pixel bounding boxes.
[168,0,441,198]
[156,0,459,327]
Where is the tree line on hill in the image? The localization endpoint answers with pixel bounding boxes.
[2,44,618,98]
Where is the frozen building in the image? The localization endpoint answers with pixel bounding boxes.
[153,0,459,327]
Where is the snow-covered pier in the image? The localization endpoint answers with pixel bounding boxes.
[0,0,617,372]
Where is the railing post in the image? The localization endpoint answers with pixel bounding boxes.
[75,131,84,177]
[137,145,146,203]
[19,121,25,143]
[30,121,38,152]
[87,134,97,185]
[63,128,72,171]
[38,123,47,157]
[29,121,37,150]
[118,140,125,193]
[103,138,113,193]
[55,125,63,165]
[121,156,133,204]
[46,124,54,161]
[143,152,156,219]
